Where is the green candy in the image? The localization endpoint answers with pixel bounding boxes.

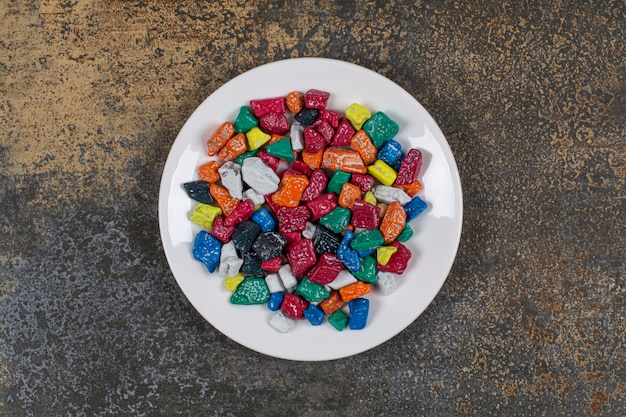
[234,106,258,134]
[320,207,351,233]
[350,229,384,252]
[265,137,295,161]
[397,224,414,242]
[353,255,377,283]
[326,170,351,194]
[230,278,270,305]
[328,310,348,331]
[235,149,259,165]
[295,278,330,302]
[362,111,399,148]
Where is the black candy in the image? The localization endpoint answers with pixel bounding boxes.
[241,251,264,276]
[294,108,319,127]
[313,225,342,256]
[232,221,261,253]
[252,231,287,261]
[183,180,214,204]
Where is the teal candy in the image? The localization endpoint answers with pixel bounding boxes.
[230,277,271,305]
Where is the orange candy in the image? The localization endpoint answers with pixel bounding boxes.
[301,148,324,169]
[321,148,367,174]
[271,173,309,208]
[285,91,305,114]
[209,183,240,216]
[349,130,378,165]
[339,281,372,302]
[395,179,423,197]
[206,122,235,156]
[198,160,221,183]
[217,133,247,162]
[379,201,407,243]
[338,182,361,209]
[319,291,344,315]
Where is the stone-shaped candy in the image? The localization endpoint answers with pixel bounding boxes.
[183,180,214,204]
[232,221,261,253]
[312,225,342,256]
[192,230,222,273]
[348,298,369,330]
[230,277,270,305]
[241,157,280,195]
[252,231,288,261]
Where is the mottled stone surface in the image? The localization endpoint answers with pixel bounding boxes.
[1,1,624,416]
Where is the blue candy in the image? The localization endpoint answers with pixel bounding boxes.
[404,196,428,222]
[337,229,360,273]
[303,304,325,326]
[377,139,405,170]
[192,230,222,273]
[267,291,285,311]
[251,207,277,232]
[348,298,369,330]
[357,249,376,258]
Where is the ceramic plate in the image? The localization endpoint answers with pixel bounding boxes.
[159,57,463,361]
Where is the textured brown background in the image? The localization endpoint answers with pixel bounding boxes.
[1,1,625,416]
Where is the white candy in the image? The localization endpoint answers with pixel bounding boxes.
[326,269,358,290]
[269,310,295,333]
[290,121,305,152]
[302,221,317,239]
[264,273,285,293]
[218,161,243,200]
[278,264,298,293]
[218,241,243,278]
[243,188,265,207]
[372,185,411,205]
[242,157,280,195]
[377,271,397,296]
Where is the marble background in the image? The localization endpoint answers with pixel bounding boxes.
[1,1,624,416]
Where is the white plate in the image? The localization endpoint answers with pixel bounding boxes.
[159,57,463,361]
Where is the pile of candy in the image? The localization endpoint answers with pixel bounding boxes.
[183,89,428,333]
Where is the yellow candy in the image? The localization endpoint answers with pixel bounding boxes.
[376,246,398,266]
[224,273,245,291]
[363,191,377,206]
[345,103,371,130]
[188,203,222,229]
[367,160,397,186]
[245,127,271,150]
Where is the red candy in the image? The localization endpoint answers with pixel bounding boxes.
[291,160,313,177]
[301,168,328,202]
[281,293,309,319]
[211,216,235,243]
[276,205,310,234]
[250,97,286,118]
[305,89,330,109]
[287,238,317,278]
[350,199,381,230]
[307,253,344,285]
[258,149,280,172]
[261,257,283,273]
[319,109,340,128]
[304,127,328,153]
[395,148,422,185]
[350,173,375,192]
[311,118,335,142]
[331,118,356,146]
[259,112,290,135]
[224,199,255,227]
[306,192,338,221]
[377,240,412,274]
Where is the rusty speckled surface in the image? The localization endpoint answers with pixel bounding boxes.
[1,0,625,416]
